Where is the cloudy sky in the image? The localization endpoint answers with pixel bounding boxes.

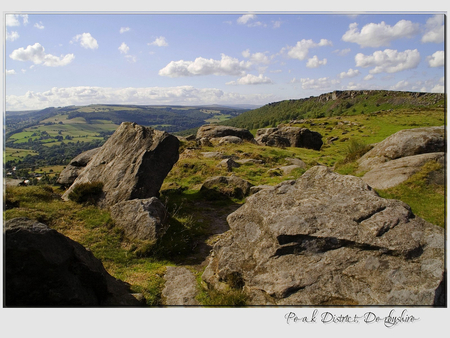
[4,11,445,110]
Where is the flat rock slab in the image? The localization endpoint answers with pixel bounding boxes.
[162,267,199,306]
[362,152,445,190]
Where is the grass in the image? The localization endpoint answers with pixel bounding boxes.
[4,147,39,162]
[376,161,445,228]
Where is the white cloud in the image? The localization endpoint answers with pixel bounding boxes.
[306,55,327,68]
[6,69,17,75]
[430,77,444,93]
[125,55,137,63]
[242,49,271,64]
[427,51,444,67]
[422,15,444,43]
[34,22,45,29]
[6,14,28,27]
[390,80,410,90]
[342,20,420,48]
[355,49,421,74]
[159,54,252,77]
[120,27,131,34]
[71,33,99,49]
[300,77,340,90]
[226,74,272,85]
[149,36,168,47]
[6,85,276,110]
[272,21,282,29]
[364,74,374,81]
[9,43,75,67]
[6,30,20,41]
[282,39,332,61]
[237,14,256,25]
[339,68,360,79]
[118,42,129,54]
[332,48,351,56]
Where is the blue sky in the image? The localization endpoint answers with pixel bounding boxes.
[4,11,445,110]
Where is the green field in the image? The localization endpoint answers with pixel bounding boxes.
[4,148,39,162]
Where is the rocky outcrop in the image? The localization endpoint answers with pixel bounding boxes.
[362,152,445,190]
[358,126,445,172]
[62,122,179,209]
[162,267,199,305]
[202,166,445,306]
[110,197,169,242]
[57,148,100,187]
[4,217,142,307]
[196,125,254,141]
[255,127,323,150]
[218,136,243,145]
[200,176,253,199]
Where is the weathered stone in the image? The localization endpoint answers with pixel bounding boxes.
[57,147,100,186]
[201,151,226,159]
[110,197,169,242]
[4,217,142,307]
[236,159,264,165]
[198,137,213,147]
[217,158,240,172]
[202,166,445,306]
[255,126,323,150]
[162,267,199,305]
[358,126,445,172]
[196,125,254,141]
[250,185,275,194]
[362,152,445,190]
[218,136,243,145]
[285,158,307,168]
[62,122,179,209]
[279,165,304,175]
[201,176,253,199]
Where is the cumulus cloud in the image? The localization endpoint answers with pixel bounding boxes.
[242,49,271,64]
[306,55,327,68]
[6,14,28,27]
[6,69,17,75]
[118,42,129,54]
[125,55,137,63]
[422,15,444,43]
[282,39,332,61]
[339,68,360,79]
[34,22,45,29]
[427,51,444,67]
[430,77,444,93]
[9,43,75,67]
[226,74,272,85]
[149,36,168,47]
[237,14,256,25]
[299,77,340,90]
[390,80,410,90]
[272,20,282,29]
[355,49,421,74]
[159,54,252,77]
[6,30,20,41]
[71,33,99,49]
[6,85,276,110]
[120,27,131,34]
[342,20,420,47]
[364,74,374,81]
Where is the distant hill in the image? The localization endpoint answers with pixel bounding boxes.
[221,90,445,130]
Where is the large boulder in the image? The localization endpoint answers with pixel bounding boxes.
[62,122,179,209]
[200,176,253,199]
[362,152,445,190]
[4,217,142,307]
[202,166,445,306]
[358,126,445,172]
[57,147,100,187]
[255,126,323,150]
[196,125,254,141]
[162,267,199,305]
[110,197,169,242]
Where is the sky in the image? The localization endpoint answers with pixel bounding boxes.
[4,11,446,111]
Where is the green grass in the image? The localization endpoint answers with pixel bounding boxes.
[4,147,38,162]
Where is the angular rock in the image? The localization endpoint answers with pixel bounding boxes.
[358,126,445,172]
[362,152,445,190]
[162,267,199,306]
[201,151,226,159]
[278,165,304,175]
[256,126,323,150]
[236,159,264,165]
[202,166,445,306]
[62,122,179,209]
[250,185,274,195]
[217,158,240,172]
[285,157,307,168]
[201,176,253,199]
[198,137,213,147]
[110,197,169,242]
[4,217,142,307]
[196,125,254,141]
[57,147,100,187]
